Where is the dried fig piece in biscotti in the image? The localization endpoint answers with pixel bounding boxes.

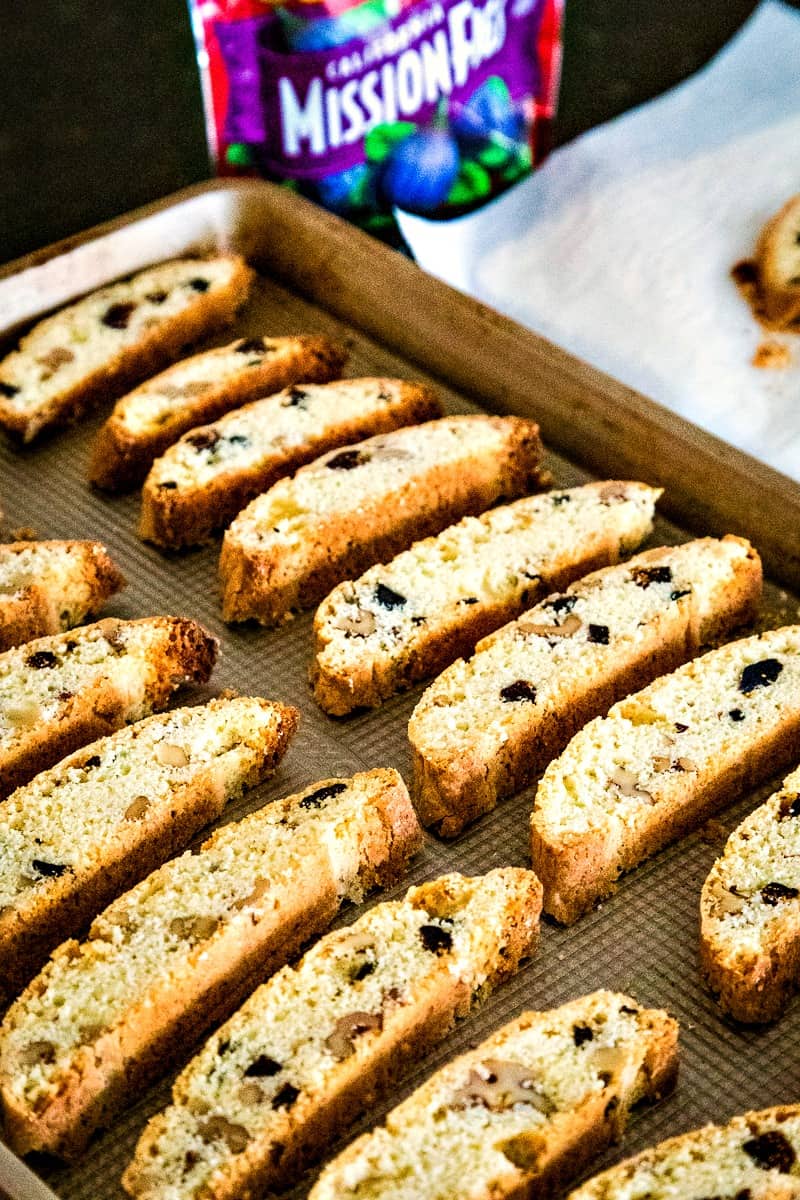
[0,768,421,1159]
[0,696,298,1007]
[139,378,441,550]
[410,535,761,838]
[310,991,678,1200]
[0,257,254,443]
[0,539,125,651]
[219,414,547,627]
[0,615,217,800]
[755,194,800,328]
[567,1104,800,1199]
[532,625,800,925]
[312,481,661,715]
[121,867,542,1200]
[700,762,800,1024]
[89,334,348,492]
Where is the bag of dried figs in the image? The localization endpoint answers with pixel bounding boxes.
[189,0,564,244]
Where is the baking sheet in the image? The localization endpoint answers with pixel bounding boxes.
[1,185,799,1200]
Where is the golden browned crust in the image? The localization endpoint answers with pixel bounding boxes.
[699,923,800,1027]
[568,1105,800,1199]
[0,258,254,444]
[0,540,125,652]
[220,416,547,626]
[122,869,542,1199]
[139,380,441,550]
[309,478,660,717]
[0,616,217,800]
[411,537,762,839]
[308,995,678,1200]
[1,770,422,1159]
[534,720,800,927]
[532,638,800,928]
[89,335,348,493]
[0,699,299,1010]
[699,769,800,1024]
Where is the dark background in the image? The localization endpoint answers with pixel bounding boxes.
[1,0,794,263]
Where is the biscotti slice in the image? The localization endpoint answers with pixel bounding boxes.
[568,1105,800,1199]
[0,769,422,1158]
[532,626,800,924]
[756,194,800,328]
[410,536,761,837]
[0,257,253,443]
[313,481,661,715]
[0,696,298,1007]
[311,991,678,1200]
[700,763,800,1023]
[220,414,547,626]
[0,540,125,651]
[140,378,441,549]
[89,334,347,492]
[123,867,542,1199]
[0,615,217,799]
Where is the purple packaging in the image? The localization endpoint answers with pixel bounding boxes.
[191,0,564,241]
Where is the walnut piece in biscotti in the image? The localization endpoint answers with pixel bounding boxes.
[0,695,298,1008]
[0,257,254,443]
[140,378,441,550]
[0,615,217,799]
[0,540,124,651]
[89,333,348,492]
[0,768,421,1159]
[122,868,542,1200]
[310,991,678,1200]
[410,535,761,838]
[533,625,800,924]
[220,414,547,627]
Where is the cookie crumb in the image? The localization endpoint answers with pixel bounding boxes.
[751,339,792,369]
[699,818,729,848]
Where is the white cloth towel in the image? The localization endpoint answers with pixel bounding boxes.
[398,1,800,480]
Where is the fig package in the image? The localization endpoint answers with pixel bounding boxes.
[189,0,564,243]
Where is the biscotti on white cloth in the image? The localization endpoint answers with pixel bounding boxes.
[700,763,800,1024]
[567,1105,800,1199]
[140,378,442,550]
[220,414,547,626]
[122,868,543,1200]
[0,257,253,443]
[0,616,217,799]
[0,768,421,1159]
[0,696,298,1008]
[310,991,678,1200]
[532,626,800,924]
[89,334,347,492]
[410,536,761,837]
[756,193,800,328]
[0,540,124,651]
[312,481,660,715]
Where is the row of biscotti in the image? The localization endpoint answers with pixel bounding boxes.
[0,253,428,526]
[0,614,297,999]
[398,527,800,1024]
[0,254,519,564]
[3,768,799,1200]
[0,255,365,467]
[0,732,686,1200]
